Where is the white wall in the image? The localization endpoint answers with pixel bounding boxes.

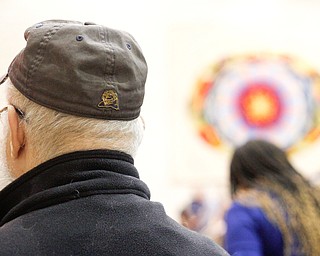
[2,0,320,220]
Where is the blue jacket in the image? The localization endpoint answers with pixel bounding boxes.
[224,202,283,256]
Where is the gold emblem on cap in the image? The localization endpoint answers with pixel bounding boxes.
[98,90,119,110]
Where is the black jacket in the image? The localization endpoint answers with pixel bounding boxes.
[0,150,229,256]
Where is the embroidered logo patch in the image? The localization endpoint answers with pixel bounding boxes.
[98,90,119,110]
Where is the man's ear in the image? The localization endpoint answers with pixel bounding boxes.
[7,105,25,159]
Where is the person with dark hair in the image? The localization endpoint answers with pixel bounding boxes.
[0,20,229,255]
[224,139,320,256]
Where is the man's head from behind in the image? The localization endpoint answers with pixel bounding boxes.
[0,20,148,182]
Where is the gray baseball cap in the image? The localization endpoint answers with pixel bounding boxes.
[1,20,148,120]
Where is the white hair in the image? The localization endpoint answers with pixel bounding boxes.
[0,110,14,188]
[6,79,144,165]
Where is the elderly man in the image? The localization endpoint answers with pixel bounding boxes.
[0,20,229,255]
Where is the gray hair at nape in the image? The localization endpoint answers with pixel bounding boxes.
[5,78,145,166]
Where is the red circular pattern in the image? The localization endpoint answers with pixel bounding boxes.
[238,83,282,127]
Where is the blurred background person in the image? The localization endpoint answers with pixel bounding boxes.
[180,192,227,246]
[224,139,320,256]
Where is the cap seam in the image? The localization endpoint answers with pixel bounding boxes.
[99,26,114,85]
[27,25,64,87]
[100,26,119,110]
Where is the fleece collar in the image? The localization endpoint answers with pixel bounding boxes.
[0,150,150,226]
